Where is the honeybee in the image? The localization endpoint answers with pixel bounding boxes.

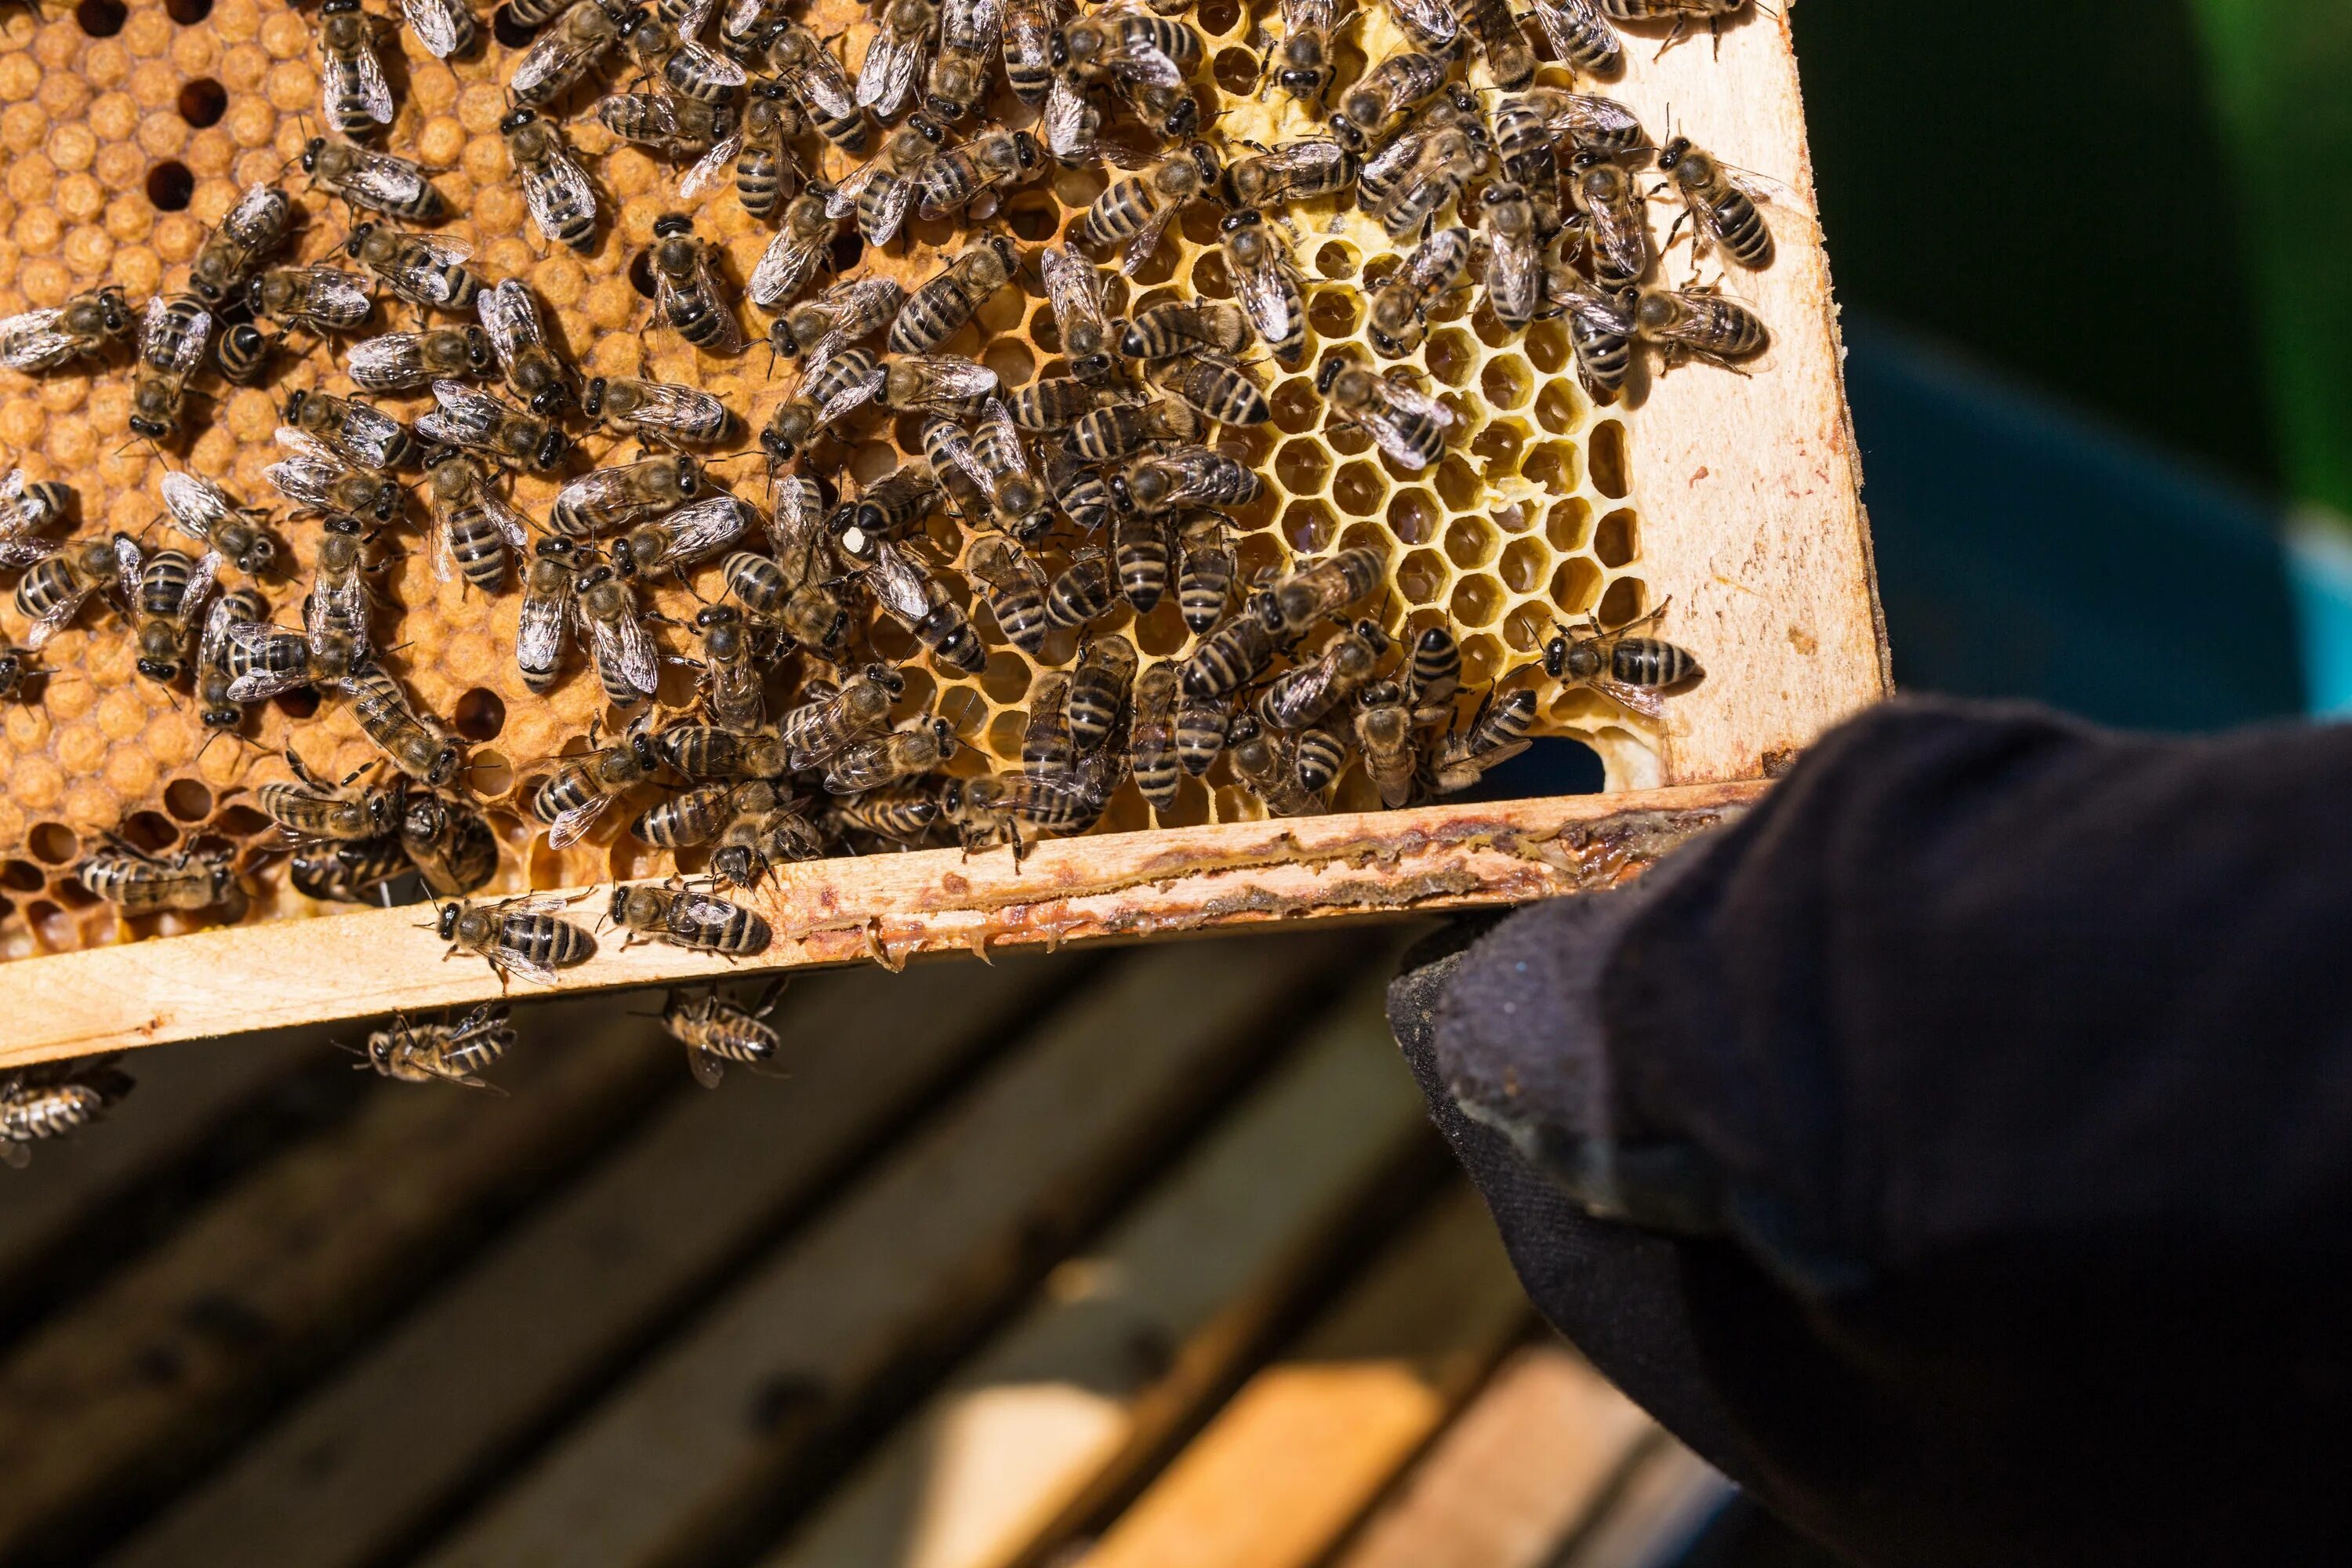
[1260,546,1385,640]
[837,466,939,539]
[1476,183,1544,331]
[348,663,464,786]
[151,471,270,578]
[1367,225,1471,356]
[964,535,1049,654]
[1037,69,1103,169]
[1354,681,1420,807]
[767,21,869,154]
[610,878,773,957]
[600,89,740,162]
[514,537,583,693]
[550,452,698,536]
[652,721,788,780]
[707,787,823,884]
[688,604,765,731]
[1542,601,1701,718]
[661,981,785,1087]
[400,788,499,898]
[341,226,477,317]
[362,1004,515,1090]
[826,789,938,846]
[921,0,1000,122]
[14,534,130,649]
[1529,0,1621,72]
[1568,150,1650,288]
[509,0,636,105]
[775,276,906,368]
[1656,136,1777,270]
[123,539,221,684]
[827,114,947,245]
[532,712,660,844]
[611,492,757,579]
[1221,137,1357,210]
[1062,397,1199,464]
[1109,507,1170,612]
[848,352,1000,423]
[318,0,397,138]
[833,521,988,673]
[1076,143,1218,275]
[1540,266,1635,397]
[1448,0,1535,86]
[820,717,959,794]
[0,286,137,372]
[1023,670,1072,776]
[0,474,68,575]
[747,188,846,310]
[1595,0,1744,50]
[1405,622,1461,714]
[1002,0,1069,105]
[724,547,849,653]
[267,427,403,522]
[720,0,791,53]
[281,394,410,481]
[856,0,938,118]
[347,325,495,392]
[1632,284,1768,365]
[261,747,404,843]
[413,383,566,479]
[1316,356,1457,470]
[219,618,366,702]
[1330,49,1450,151]
[189,184,294,310]
[401,0,479,57]
[1260,617,1388,730]
[472,280,575,416]
[937,761,1113,851]
[1036,244,1117,384]
[775,662,901,768]
[696,86,800,220]
[646,214,742,354]
[1149,355,1268,427]
[128,294,211,441]
[1119,299,1248,362]
[0,1059,134,1168]
[422,448,531,592]
[917,128,1044,222]
[1112,445,1261,515]
[501,109,598,253]
[1369,125,1488,240]
[193,586,269,741]
[1269,0,1338,106]
[1057,5,1201,85]
[1429,686,1537,792]
[575,564,662,704]
[313,511,383,655]
[303,137,445,221]
[1047,449,1113,532]
[1225,713,1319,815]
[632,780,746,848]
[1218,211,1306,368]
[217,321,296,387]
[1294,718,1351,794]
[1067,633,1136,750]
[1503,86,1646,162]
[946,398,1047,536]
[1120,662,1178,808]
[581,375,731,445]
[1036,550,1109,633]
[79,840,242,915]
[245,268,376,339]
[1008,376,1117,434]
[437,894,597,987]
[1174,688,1229,774]
[290,837,413,903]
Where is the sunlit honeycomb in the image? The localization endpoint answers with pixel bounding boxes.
[0,0,1659,956]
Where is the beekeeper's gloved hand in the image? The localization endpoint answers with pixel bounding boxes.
[1391,698,2352,1568]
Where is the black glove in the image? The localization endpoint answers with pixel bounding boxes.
[1392,698,2352,1568]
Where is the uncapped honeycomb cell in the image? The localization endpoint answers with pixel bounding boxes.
[0,0,1655,956]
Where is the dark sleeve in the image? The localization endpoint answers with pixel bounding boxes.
[1399,699,2352,1568]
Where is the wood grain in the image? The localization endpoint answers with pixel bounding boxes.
[0,785,1760,1068]
[414,935,1350,1568]
[757,983,1436,1568]
[1074,1183,1531,1568]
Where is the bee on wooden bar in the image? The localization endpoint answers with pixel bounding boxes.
[1427,687,1539,794]
[318,0,397,139]
[347,325,495,392]
[361,1004,515,1090]
[437,893,597,986]
[502,110,599,253]
[158,471,275,577]
[1218,212,1306,368]
[662,979,786,1087]
[1367,226,1471,357]
[1076,143,1219,276]
[1067,633,1137,750]
[128,294,210,441]
[0,1059,134,1168]
[826,789,938,845]
[891,238,1020,355]
[400,789,499,898]
[0,285,137,372]
[1499,86,1646,159]
[581,376,731,445]
[1542,601,1702,718]
[1316,356,1457,470]
[610,878,773,956]
[423,448,531,592]
[768,21,871,154]
[916,129,1045,221]
[1595,0,1744,51]
[303,138,446,222]
[80,840,242,915]
[1632,284,1769,366]
[648,213,743,354]
[16,535,133,650]
[267,428,404,522]
[612,493,757,579]
[189,184,292,310]
[773,278,907,372]
[709,781,825,887]
[857,0,939,119]
[551,452,702,537]
[477,280,575,416]
[821,717,959,793]
[416,380,570,474]
[260,747,404,843]
[122,537,221,684]
[343,224,480,315]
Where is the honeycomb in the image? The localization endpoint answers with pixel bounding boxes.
[0,0,1673,959]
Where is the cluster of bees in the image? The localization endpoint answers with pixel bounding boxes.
[0,0,1773,1068]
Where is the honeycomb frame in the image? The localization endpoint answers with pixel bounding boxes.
[0,0,1882,1048]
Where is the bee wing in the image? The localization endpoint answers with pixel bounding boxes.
[670,0,718,36]
[1280,0,1333,31]
[430,511,461,583]
[670,889,751,929]
[337,401,412,469]
[823,163,876,218]
[543,788,612,850]
[350,152,433,210]
[1041,73,1095,161]
[0,535,60,568]
[142,297,209,375]
[1040,244,1108,342]
[910,354,998,401]
[749,228,826,308]
[1559,93,1643,151]
[308,268,377,328]
[225,652,315,702]
[1118,203,1178,278]
[198,595,239,669]
[1229,249,1299,353]
[1386,0,1456,45]
[1588,673,1666,721]
[857,537,936,622]
[1590,200,1648,283]
[856,174,913,245]
[679,132,743,199]
[111,533,145,601]
[979,397,1033,485]
[673,40,747,89]
[688,1047,728,1089]
[159,470,232,538]
[348,42,398,125]
[309,571,370,654]
[1112,40,1180,89]
[175,551,222,633]
[0,310,74,371]
[348,334,422,385]
[477,490,534,552]
[630,379,729,439]
[944,423,993,495]
[516,580,573,676]
[489,946,564,987]
[22,591,88,650]
[401,0,471,57]
[662,495,754,562]
[476,282,546,379]
[521,149,597,243]
[855,29,923,114]
[815,363,884,424]
[225,183,291,245]
[416,379,511,448]
[511,30,592,100]
[786,52,861,120]
[589,598,662,699]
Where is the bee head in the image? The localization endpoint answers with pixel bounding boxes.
[1315,355,1346,395]
[498,108,537,135]
[299,136,325,171]
[652,212,693,238]
[342,223,374,259]
[1657,136,1693,172]
[129,416,170,438]
[532,427,570,467]
[435,902,461,940]
[580,377,607,418]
